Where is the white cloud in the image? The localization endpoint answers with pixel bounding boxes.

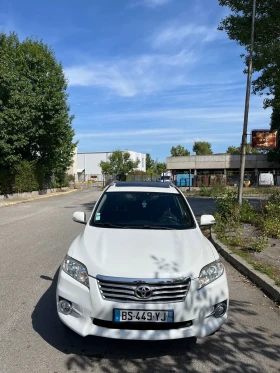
[152,24,221,48]
[75,104,271,151]
[134,0,173,8]
[64,50,196,97]
[78,107,268,123]
[78,128,186,139]
[76,127,243,147]
[65,64,137,97]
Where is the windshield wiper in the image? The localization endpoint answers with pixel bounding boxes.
[94,223,176,230]
[94,222,123,228]
[122,225,176,230]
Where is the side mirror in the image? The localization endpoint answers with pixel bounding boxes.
[72,211,87,225]
[200,214,215,226]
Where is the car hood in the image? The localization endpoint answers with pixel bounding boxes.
[70,226,217,279]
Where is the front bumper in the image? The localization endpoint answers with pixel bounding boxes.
[56,268,229,340]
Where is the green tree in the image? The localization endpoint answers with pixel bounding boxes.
[13,160,39,193]
[218,0,280,109]
[99,150,140,181]
[146,153,155,171]
[0,32,76,184]
[218,1,280,161]
[155,162,167,175]
[226,144,259,154]
[226,146,240,155]
[193,141,213,155]
[170,145,190,157]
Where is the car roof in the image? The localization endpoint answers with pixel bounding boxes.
[106,181,179,194]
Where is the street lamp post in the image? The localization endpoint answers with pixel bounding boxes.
[237,0,257,207]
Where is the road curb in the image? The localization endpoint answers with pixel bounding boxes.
[210,232,280,303]
[0,189,78,207]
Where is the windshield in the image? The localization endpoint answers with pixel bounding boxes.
[90,192,196,230]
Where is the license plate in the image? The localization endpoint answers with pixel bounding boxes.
[113,309,174,323]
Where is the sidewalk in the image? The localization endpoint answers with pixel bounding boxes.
[0,188,78,207]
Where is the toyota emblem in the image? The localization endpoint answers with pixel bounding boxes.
[135,285,152,299]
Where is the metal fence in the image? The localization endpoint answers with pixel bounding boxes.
[127,173,161,182]
[69,173,163,189]
[69,174,105,189]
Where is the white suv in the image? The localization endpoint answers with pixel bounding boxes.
[56,182,229,340]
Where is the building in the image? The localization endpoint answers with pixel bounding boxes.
[67,146,78,176]
[68,150,146,181]
[167,154,280,186]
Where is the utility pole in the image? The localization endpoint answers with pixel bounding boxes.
[238,0,257,207]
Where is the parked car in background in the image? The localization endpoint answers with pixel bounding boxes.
[160,171,172,183]
[56,181,229,340]
[259,173,274,186]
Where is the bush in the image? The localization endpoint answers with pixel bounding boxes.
[215,191,239,219]
[215,191,255,224]
[0,168,14,194]
[36,164,45,190]
[52,172,69,188]
[0,162,71,194]
[263,217,280,238]
[256,192,280,237]
[199,186,213,197]
[199,181,227,197]
[240,199,256,223]
[14,160,39,193]
[265,192,280,214]
[249,234,268,252]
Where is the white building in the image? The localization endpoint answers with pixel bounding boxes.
[69,150,146,181]
[67,146,78,176]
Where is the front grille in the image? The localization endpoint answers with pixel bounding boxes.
[96,275,191,303]
[92,318,193,330]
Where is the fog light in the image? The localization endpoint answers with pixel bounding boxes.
[59,300,73,315]
[213,302,227,318]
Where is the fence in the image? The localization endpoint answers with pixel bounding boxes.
[71,172,163,189]
[69,174,105,189]
[69,172,280,190]
[174,172,278,188]
[127,173,161,182]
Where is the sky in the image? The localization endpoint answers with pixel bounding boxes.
[0,0,272,162]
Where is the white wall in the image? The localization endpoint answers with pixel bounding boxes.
[167,154,280,170]
[67,146,78,175]
[128,151,146,172]
[78,152,110,175]
[77,151,146,177]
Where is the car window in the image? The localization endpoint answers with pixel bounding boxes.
[90,192,196,230]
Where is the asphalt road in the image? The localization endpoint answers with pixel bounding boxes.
[0,189,279,373]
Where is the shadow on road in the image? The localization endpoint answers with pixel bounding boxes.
[64,201,97,213]
[32,270,280,373]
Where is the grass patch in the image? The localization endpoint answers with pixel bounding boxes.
[213,190,280,287]
[242,187,278,196]
[231,248,280,287]
[216,228,280,286]
[181,186,277,198]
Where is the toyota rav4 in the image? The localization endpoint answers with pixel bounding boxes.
[56,181,229,340]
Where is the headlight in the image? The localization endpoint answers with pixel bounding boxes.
[62,255,89,288]
[198,260,224,289]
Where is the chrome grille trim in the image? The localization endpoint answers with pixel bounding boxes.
[96,275,191,303]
